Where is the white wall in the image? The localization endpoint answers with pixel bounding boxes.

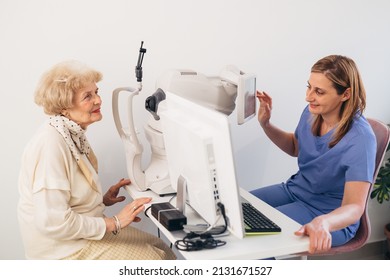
[1,0,389,259]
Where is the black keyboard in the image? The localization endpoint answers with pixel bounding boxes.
[242,202,282,234]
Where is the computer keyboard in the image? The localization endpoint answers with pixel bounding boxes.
[242,202,282,234]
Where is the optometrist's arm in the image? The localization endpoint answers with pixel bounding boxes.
[295,181,370,253]
[257,91,298,157]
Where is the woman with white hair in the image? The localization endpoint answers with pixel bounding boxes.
[18,61,176,260]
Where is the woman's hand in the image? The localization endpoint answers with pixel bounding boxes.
[116,197,152,227]
[103,178,130,206]
[294,216,332,254]
[256,91,272,128]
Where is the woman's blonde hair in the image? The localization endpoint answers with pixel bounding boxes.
[34,60,103,115]
[310,55,366,148]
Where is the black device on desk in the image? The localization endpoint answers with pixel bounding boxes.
[151,202,187,231]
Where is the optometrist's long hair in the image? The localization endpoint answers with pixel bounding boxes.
[310,55,366,148]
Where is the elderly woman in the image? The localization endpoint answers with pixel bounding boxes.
[17,61,176,260]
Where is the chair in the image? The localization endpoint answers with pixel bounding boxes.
[300,118,390,259]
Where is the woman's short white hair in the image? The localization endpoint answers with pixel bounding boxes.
[34,60,103,115]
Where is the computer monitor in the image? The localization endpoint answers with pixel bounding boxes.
[160,92,246,239]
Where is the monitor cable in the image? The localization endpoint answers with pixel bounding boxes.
[174,202,228,251]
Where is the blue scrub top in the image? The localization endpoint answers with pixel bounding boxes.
[287,106,376,214]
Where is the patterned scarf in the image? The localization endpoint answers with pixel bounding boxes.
[49,115,99,192]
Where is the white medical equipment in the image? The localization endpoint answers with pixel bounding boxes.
[112,42,174,196]
[112,42,256,196]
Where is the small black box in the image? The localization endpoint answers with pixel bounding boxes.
[151,202,187,231]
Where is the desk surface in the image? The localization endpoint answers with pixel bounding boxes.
[126,185,309,260]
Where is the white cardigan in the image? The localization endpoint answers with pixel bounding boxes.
[17,122,106,259]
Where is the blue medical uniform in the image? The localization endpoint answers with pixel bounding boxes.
[251,106,376,246]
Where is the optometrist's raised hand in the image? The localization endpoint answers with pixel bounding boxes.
[256,91,273,128]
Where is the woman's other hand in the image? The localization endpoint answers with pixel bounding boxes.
[103,178,130,206]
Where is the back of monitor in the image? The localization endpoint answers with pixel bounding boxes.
[160,93,245,238]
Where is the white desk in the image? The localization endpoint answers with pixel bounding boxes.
[126,185,309,260]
